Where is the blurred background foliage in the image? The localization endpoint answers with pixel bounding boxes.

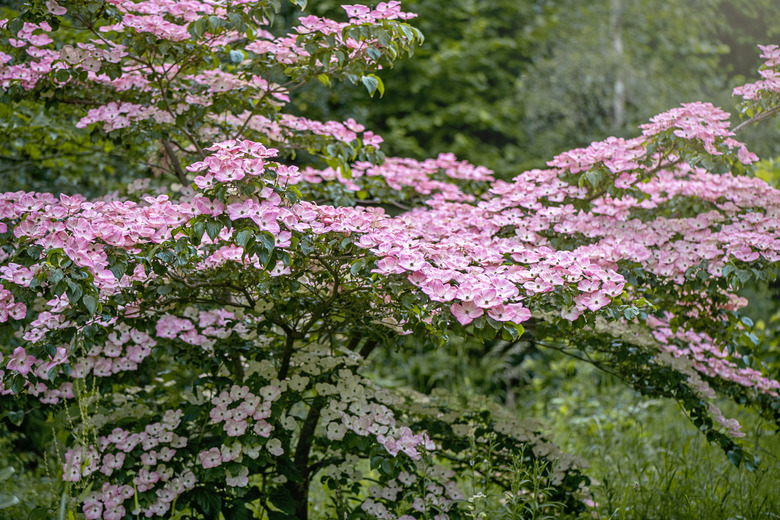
[4,0,780,518]
[294,0,780,175]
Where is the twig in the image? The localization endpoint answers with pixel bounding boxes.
[733,106,780,133]
[162,139,187,184]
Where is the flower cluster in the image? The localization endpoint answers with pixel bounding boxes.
[649,315,780,396]
[0,284,26,323]
[71,323,157,379]
[733,44,780,101]
[65,410,194,519]
[201,383,281,462]
[299,153,494,200]
[361,465,463,520]
[76,102,173,132]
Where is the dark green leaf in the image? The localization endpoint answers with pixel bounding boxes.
[206,220,223,240]
[194,487,222,516]
[8,410,23,426]
[109,262,126,280]
[49,268,64,285]
[224,501,249,520]
[82,294,98,315]
[269,488,296,515]
[8,18,24,36]
[28,507,51,520]
[235,229,253,247]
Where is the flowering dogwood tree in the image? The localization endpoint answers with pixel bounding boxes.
[2,0,780,518]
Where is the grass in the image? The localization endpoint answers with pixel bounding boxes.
[520,357,780,520]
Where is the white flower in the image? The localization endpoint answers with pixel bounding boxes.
[267,438,284,456]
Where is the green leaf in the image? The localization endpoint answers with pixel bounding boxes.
[7,410,23,426]
[350,258,367,276]
[82,294,98,315]
[55,69,70,83]
[224,501,249,520]
[267,513,294,520]
[49,268,64,285]
[623,307,640,320]
[194,487,222,516]
[206,220,223,240]
[65,279,83,303]
[269,488,296,515]
[585,169,602,188]
[156,250,176,264]
[108,262,126,280]
[258,231,276,252]
[726,449,743,467]
[235,229,253,247]
[361,75,380,97]
[8,18,23,36]
[43,343,57,358]
[28,507,50,520]
[192,221,206,242]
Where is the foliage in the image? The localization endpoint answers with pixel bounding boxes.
[293,0,554,176]
[1,1,780,520]
[289,0,780,176]
[527,361,780,519]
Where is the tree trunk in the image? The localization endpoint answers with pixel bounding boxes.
[610,0,626,130]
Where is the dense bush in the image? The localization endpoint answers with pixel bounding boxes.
[1,1,780,519]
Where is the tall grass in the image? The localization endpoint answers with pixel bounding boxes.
[521,357,780,520]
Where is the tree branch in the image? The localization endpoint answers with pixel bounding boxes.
[733,106,780,133]
[162,139,187,184]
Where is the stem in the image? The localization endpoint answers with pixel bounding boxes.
[535,340,625,380]
[277,329,297,381]
[733,106,780,133]
[162,139,187,184]
[231,91,267,141]
[359,339,378,358]
[231,355,245,383]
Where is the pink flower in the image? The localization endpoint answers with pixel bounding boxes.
[254,420,272,437]
[7,347,36,376]
[224,418,248,437]
[199,447,222,469]
[575,291,611,312]
[62,463,81,482]
[450,301,484,326]
[226,466,249,487]
[45,0,67,15]
[227,199,261,222]
[486,304,514,322]
[260,385,281,401]
[83,500,103,520]
[474,288,502,309]
[267,438,284,456]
